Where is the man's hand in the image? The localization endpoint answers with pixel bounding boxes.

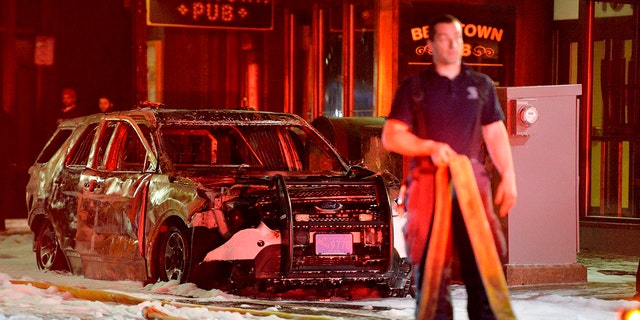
[430,142,456,167]
[494,171,517,217]
[382,119,455,162]
[482,121,517,217]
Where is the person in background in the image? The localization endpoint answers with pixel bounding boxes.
[98,96,114,113]
[58,88,83,120]
[0,108,18,231]
[381,14,517,320]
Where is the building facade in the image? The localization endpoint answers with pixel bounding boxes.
[1,0,638,254]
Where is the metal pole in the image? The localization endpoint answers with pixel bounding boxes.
[133,0,148,105]
[342,2,354,117]
[580,0,594,217]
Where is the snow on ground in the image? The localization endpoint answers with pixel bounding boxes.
[1,218,639,319]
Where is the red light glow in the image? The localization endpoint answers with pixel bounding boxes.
[618,308,640,320]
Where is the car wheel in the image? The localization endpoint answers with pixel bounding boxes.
[157,225,189,282]
[35,221,68,271]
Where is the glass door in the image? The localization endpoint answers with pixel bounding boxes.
[283,0,376,121]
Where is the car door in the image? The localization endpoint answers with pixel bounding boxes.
[41,124,97,254]
[75,118,157,281]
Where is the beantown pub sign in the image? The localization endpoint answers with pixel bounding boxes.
[147,0,273,30]
[399,3,515,85]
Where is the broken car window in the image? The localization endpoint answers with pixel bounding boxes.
[37,129,73,164]
[66,124,98,167]
[159,124,343,172]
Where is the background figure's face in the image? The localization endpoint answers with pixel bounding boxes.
[428,21,463,66]
[62,93,76,108]
[98,98,112,112]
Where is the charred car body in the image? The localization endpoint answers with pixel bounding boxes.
[26,108,411,297]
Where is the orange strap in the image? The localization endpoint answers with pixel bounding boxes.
[417,164,452,320]
[449,155,515,320]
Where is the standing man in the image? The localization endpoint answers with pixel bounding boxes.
[382,14,517,319]
[58,88,83,120]
[98,95,114,113]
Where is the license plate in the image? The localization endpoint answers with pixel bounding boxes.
[315,234,353,255]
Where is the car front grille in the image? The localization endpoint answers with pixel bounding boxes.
[278,175,394,276]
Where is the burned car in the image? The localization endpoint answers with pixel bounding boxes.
[26,107,411,297]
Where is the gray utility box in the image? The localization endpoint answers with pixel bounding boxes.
[497,84,586,286]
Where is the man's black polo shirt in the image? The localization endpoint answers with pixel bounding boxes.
[388,64,504,163]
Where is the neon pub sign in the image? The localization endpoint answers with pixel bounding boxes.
[147,0,273,30]
[410,22,505,62]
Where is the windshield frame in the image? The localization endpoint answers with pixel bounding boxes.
[157,122,349,174]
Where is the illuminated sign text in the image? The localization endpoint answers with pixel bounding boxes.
[408,21,504,60]
[410,23,505,42]
[147,0,273,30]
[415,44,495,58]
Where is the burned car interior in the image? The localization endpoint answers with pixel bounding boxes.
[26,108,412,299]
[161,125,342,173]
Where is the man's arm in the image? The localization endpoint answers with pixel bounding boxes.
[482,120,517,217]
[381,119,455,166]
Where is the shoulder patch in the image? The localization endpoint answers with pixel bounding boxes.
[466,86,479,100]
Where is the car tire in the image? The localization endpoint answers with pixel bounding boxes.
[35,221,69,272]
[157,225,189,282]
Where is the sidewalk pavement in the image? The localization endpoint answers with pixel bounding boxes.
[529,249,639,301]
[0,218,30,235]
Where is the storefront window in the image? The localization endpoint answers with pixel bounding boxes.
[588,1,639,218]
[324,32,343,117]
[322,3,375,118]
